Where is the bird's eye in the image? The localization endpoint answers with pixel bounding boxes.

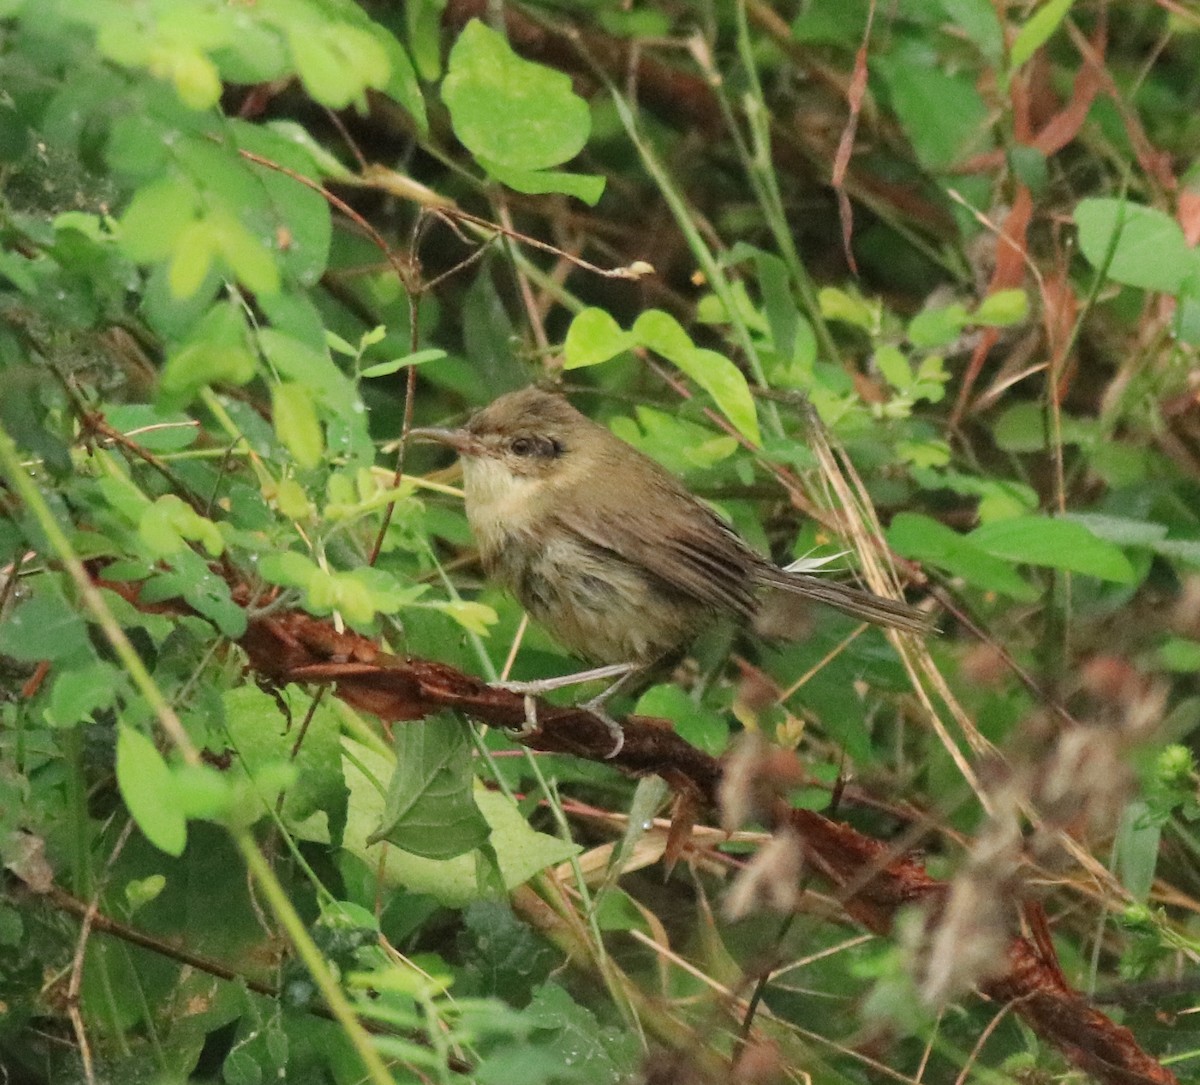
[511,437,536,457]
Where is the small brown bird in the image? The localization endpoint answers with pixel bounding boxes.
[412,387,929,749]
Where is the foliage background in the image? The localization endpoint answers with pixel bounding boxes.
[1,1,1199,1082]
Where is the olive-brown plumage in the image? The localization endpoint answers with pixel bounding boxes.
[412,388,929,674]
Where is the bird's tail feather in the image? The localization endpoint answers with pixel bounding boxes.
[754,567,933,635]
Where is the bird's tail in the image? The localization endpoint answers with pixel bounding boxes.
[754,566,933,635]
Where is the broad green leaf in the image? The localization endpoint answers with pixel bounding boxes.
[231,119,333,287]
[272,381,324,470]
[1062,513,1168,548]
[969,515,1136,582]
[224,686,347,844]
[168,218,218,298]
[159,341,257,405]
[442,19,590,172]
[142,549,248,638]
[818,286,874,330]
[887,512,1039,601]
[1074,198,1194,295]
[105,405,200,452]
[259,550,320,589]
[1010,0,1076,70]
[756,249,801,362]
[1159,638,1200,673]
[975,288,1029,326]
[0,585,92,662]
[635,684,728,755]
[286,23,390,109]
[874,345,913,389]
[258,329,355,412]
[563,308,635,369]
[0,249,36,294]
[207,208,281,297]
[876,50,990,171]
[425,599,499,636]
[117,725,187,857]
[907,303,968,348]
[338,737,578,906]
[366,714,491,858]
[341,568,425,613]
[1152,538,1200,567]
[46,661,119,727]
[157,44,222,110]
[992,402,1098,452]
[266,120,355,181]
[632,310,760,444]
[360,348,446,378]
[938,0,1004,64]
[139,494,224,557]
[482,159,605,205]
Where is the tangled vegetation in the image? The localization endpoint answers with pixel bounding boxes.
[1,2,1199,1083]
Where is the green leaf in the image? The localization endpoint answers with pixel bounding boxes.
[876,50,990,171]
[360,348,446,378]
[139,494,224,557]
[1159,638,1200,673]
[285,22,391,109]
[818,286,874,330]
[887,513,1039,601]
[117,725,187,857]
[874,345,913,389]
[336,738,577,906]
[563,308,635,369]
[992,402,1098,452]
[975,288,1029,326]
[259,551,320,590]
[907,303,969,348]
[272,381,324,470]
[442,19,591,172]
[167,218,219,299]
[1114,800,1160,903]
[1062,513,1168,548]
[0,585,92,662]
[969,515,1136,582]
[366,715,491,858]
[120,177,197,262]
[632,310,760,444]
[257,329,356,413]
[159,341,258,405]
[105,405,200,452]
[1074,198,1194,295]
[46,661,120,727]
[224,686,347,844]
[425,599,499,636]
[938,0,1004,64]
[634,684,728,755]
[1011,0,1076,70]
[481,159,605,205]
[207,208,281,297]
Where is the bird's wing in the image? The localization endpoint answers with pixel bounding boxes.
[553,482,759,619]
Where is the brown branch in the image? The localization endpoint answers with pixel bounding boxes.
[94,572,1177,1085]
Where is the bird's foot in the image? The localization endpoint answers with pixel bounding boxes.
[579,696,625,759]
[490,662,635,759]
[490,662,636,698]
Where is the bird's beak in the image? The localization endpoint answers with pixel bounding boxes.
[407,426,482,456]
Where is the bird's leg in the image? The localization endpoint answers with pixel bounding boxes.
[492,662,637,698]
[491,662,638,758]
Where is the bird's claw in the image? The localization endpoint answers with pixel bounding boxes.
[489,683,625,758]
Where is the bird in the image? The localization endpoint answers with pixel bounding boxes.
[411,387,930,752]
